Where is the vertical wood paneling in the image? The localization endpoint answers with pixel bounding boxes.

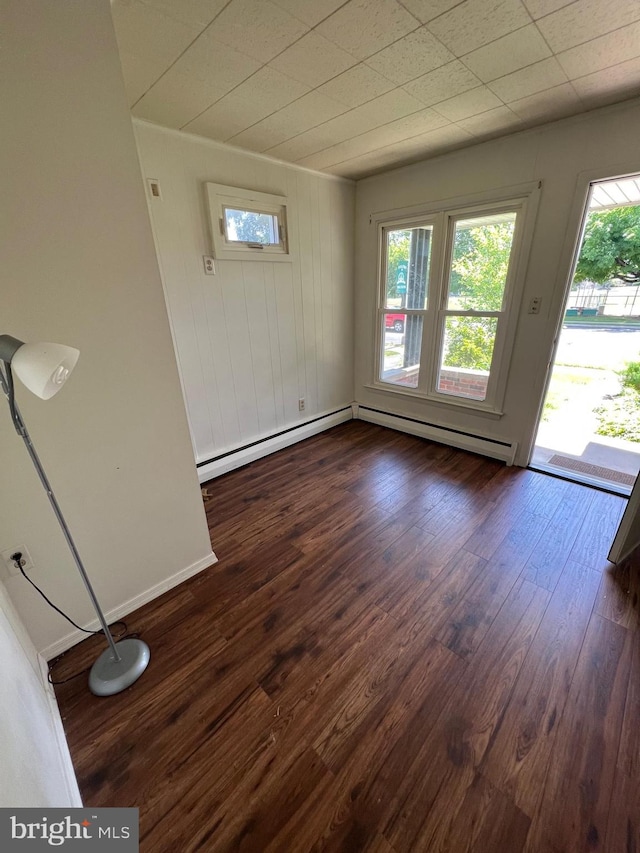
[221,260,260,441]
[243,262,277,435]
[297,172,319,414]
[134,121,355,464]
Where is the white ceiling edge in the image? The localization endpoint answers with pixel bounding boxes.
[131,117,356,185]
[356,93,640,186]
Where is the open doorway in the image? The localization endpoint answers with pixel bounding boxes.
[532,176,640,495]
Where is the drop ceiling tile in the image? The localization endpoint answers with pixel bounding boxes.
[316,64,396,107]
[132,68,240,127]
[557,21,640,81]
[365,27,454,84]
[572,57,640,104]
[536,0,640,53]
[399,0,467,24]
[169,32,262,88]
[183,66,309,139]
[374,106,452,140]
[298,136,387,170]
[336,124,474,172]
[461,25,551,82]
[404,60,481,106]
[270,31,357,87]
[269,0,347,27]
[521,0,573,18]
[139,0,229,28]
[456,104,523,135]
[322,88,425,139]
[228,91,349,151]
[206,0,309,63]
[118,51,167,105]
[508,81,582,121]
[330,122,473,176]
[111,0,203,65]
[488,57,568,102]
[267,125,346,160]
[297,107,450,168]
[316,0,420,61]
[433,86,503,121]
[266,88,424,160]
[426,0,531,56]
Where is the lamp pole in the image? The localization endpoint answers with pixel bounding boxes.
[0,365,121,662]
[0,334,150,695]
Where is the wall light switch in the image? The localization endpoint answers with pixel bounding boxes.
[203,256,216,275]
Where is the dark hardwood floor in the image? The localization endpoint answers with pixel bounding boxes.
[53,421,640,852]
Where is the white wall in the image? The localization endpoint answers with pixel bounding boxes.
[134,121,355,468]
[355,97,640,465]
[0,581,81,806]
[0,0,214,657]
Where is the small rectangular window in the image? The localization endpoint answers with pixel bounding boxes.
[223,207,280,246]
[206,183,290,261]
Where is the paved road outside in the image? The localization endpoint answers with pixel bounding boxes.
[556,325,640,370]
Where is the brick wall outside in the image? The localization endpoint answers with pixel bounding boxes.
[438,367,489,400]
[388,365,489,400]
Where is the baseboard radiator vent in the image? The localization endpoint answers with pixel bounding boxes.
[196,406,353,483]
[354,405,517,465]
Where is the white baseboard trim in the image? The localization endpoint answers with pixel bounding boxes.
[356,406,517,465]
[197,407,353,482]
[37,654,83,806]
[41,550,217,661]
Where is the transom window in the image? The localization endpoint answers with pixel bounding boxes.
[376,194,535,413]
[206,183,289,261]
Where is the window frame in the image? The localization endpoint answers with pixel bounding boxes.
[206,183,290,262]
[372,184,540,415]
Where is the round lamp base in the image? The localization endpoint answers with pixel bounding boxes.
[89,638,150,697]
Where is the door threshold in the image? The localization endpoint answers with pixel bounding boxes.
[528,462,631,498]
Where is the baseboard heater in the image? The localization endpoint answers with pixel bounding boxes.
[354,405,518,465]
[196,406,353,483]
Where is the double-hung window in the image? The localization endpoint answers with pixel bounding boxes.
[376,190,538,413]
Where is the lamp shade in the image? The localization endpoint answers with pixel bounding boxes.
[11,342,80,399]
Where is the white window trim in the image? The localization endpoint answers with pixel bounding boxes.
[205,183,291,262]
[371,183,541,416]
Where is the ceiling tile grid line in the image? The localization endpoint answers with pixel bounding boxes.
[133,0,559,135]
[239,46,589,166]
[144,0,424,141]
[183,39,587,164]
[127,0,356,110]
[132,0,565,147]
[114,0,640,179]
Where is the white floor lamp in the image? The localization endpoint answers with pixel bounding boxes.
[0,334,150,696]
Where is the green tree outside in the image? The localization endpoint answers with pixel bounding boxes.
[443,220,515,371]
[574,205,640,284]
[386,230,411,302]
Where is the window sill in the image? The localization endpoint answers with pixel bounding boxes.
[363,382,504,419]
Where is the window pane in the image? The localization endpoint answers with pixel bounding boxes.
[384,226,432,309]
[438,316,497,401]
[447,212,516,311]
[224,208,279,244]
[381,315,423,388]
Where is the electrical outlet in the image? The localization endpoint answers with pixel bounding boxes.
[1,545,34,580]
[528,296,542,314]
[298,398,305,412]
[203,256,216,275]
